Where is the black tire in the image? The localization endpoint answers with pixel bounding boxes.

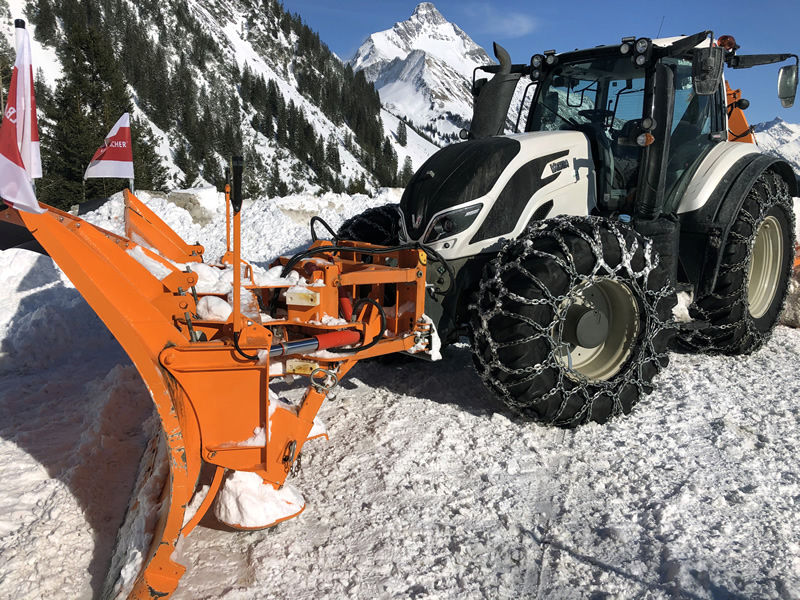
[470,216,676,427]
[336,205,401,245]
[679,171,795,354]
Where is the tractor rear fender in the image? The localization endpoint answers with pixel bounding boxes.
[677,153,797,295]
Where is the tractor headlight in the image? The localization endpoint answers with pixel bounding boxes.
[424,203,483,243]
[635,54,647,66]
[531,54,543,68]
[620,36,635,55]
[635,38,649,54]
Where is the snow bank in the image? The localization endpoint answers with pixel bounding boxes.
[82,187,404,266]
[101,416,169,600]
[0,249,112,373]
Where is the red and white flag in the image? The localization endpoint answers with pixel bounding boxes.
[84,113,134,180]
[14,20,42,180]
[0,20,43,214]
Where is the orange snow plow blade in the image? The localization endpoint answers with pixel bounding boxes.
[1,190,430,598]
[124,189,205,262]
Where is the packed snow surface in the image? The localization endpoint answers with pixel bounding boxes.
[1,188,800,599]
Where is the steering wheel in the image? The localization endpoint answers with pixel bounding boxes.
[578,109,615,122]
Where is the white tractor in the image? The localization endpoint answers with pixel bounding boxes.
[338,32,799,426]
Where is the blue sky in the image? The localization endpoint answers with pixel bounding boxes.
[280,0,800,126]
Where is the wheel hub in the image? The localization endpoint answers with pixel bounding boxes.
[555,278,640,382]
[747,215,783,319]
[562,304,610,348]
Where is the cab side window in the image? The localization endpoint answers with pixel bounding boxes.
[663,58,723,211]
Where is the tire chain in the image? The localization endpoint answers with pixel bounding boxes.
[337,205,399,245]
[470,216,676,426]
[681,171,795,354]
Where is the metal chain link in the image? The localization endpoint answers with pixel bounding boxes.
[338,205,397,243]
[682,172,795,353]
[470,215,675,425]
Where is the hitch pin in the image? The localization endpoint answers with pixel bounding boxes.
[184,312,199,342]
[184,267,199,304]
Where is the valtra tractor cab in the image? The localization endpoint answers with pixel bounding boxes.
[339,32,799,426]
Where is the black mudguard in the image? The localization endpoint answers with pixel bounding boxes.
[678,154,797,296]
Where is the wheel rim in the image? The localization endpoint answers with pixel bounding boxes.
[747,215,783,319]
[554,278,640,382]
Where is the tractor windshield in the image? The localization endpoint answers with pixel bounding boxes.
[527,55,648,205]
[527,55,646,133]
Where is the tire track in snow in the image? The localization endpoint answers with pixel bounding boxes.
[528,427,571,599]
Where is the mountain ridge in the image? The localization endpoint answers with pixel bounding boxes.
[350,2,494,144]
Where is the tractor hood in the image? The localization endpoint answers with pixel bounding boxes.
[400,131,595,255]
[400,137,521,240]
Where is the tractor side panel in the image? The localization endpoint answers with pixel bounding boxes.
[425,131,595,260]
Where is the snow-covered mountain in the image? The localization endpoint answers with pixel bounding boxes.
[350,2,493,144]
[0,0,438,202]
[754,117,800,177]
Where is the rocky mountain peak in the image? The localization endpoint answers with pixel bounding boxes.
[410,3,447,26]
[349,2,496,144]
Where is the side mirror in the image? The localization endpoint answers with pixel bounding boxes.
[692,47,724,95]
[778,64,798,108]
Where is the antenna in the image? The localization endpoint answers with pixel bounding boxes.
[657,16,665,38]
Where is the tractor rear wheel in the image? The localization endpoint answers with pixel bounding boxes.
[336,205,401,246]
[470,216,676,427]
[679,171,795,354]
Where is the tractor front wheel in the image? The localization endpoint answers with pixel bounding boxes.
[470,216,676,427]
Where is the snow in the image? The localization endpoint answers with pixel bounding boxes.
[127,246,173,280]
[212,471,304,529]
[673,291,693,323]
[780,198,800,327]
[196,295,233,321]
[102,418,170,600]
[185,262,234,294]
[1,188,800,599]
[408,313,442,360]
[380,108,439,172]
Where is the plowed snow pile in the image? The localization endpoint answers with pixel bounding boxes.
[1,189,799,600]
